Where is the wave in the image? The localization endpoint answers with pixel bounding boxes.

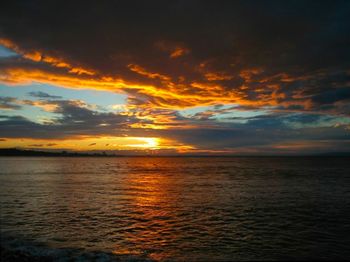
[1,234,153,262]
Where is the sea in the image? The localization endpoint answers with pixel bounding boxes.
[0,157,350,261]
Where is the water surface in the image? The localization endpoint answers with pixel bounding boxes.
[1,157,350,261]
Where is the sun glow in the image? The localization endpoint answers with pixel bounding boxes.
[127,137,159,149]
[0,136,173,151]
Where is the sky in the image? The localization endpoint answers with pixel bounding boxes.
[0,0,350,155]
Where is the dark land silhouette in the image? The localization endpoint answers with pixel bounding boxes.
[0,148,120,157]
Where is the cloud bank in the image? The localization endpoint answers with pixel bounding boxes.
[1,0,350,154]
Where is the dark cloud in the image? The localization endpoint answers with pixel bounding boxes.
[28,91,62,99]
[154,123,350,153]
[0,101,349,154]
[0,99,139,139]
[311,87,350,106]
[0,96,21,110]
[26,143,57,147]
[1,0,350,109]
[1,1,350,154]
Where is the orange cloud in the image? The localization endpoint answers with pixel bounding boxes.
[155,40,190,58]
[204,72,233,81]
[128,64,171,81]
[0,66,301,112]
[0,38,95,75]
[239,68,264,82]
[170,47,189,58]
[21,100,60,112]
[0,38,319,115]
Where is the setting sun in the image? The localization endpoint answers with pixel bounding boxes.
[128,137,159,149]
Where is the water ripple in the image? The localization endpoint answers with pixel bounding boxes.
[1,157,350,261]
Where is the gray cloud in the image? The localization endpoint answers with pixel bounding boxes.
[0,99,139,139]
[1,1,350,154]
[0,96,21,110]
[28,91,62,99]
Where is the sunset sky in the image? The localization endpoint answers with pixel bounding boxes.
[1,0,350,155]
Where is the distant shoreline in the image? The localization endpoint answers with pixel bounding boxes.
[1,148,350,157]
[0,148,121,157]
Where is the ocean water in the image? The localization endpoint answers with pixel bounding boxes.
[0,157,350,261]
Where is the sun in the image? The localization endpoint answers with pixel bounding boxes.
[129,137,160,149]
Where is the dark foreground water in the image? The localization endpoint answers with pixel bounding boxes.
[0,157,350,261]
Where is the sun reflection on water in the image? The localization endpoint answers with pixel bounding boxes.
[112,160,177,260]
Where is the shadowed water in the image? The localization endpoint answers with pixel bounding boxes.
[1,157,350,261]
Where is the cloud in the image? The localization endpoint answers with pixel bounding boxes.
[1,1,350,154]
[0,98,138,139]
[0,96,21,110]
[311,87,350,106]
[0,101,349,154]
[28,91,62,99]
[0,1,349,112]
